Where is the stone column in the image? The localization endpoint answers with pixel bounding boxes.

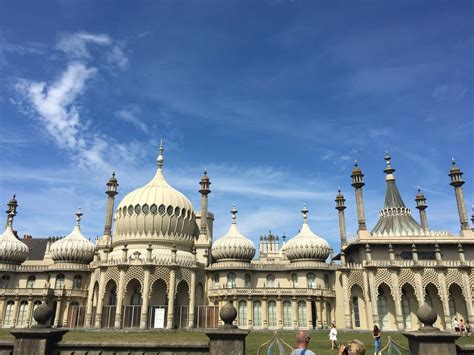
[413,270,424,306]
[26,299,33,328]
[94,268,107,328]
[262,297,268,329]
[306,298,312,329]
[341,272,352,328]
[457,273,473,324]
[140,266,151,329]
[53,299,62,328]
[291,297,297,329]
[276,298,283,329]
[246,297,253,329]
[0,296,6,327]
[367,271,379,327]
[437,273,452,331]
[166,266,176,329]
[391,271,404,330]
[114,267,126,329]
[449,161,470,232]
[351,163,367,231]
[315,300,322,329]
[319,299,325,329]
[62,299,71,328]
[188,268,197,328]
[84,270,97,328]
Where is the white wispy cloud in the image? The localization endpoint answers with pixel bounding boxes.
[56,32,128,69]
[115,106,148,132]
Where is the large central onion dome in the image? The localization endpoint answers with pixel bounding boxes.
[0,213,29,265]
[50,209,95,264]
[282,205,331,262]
[212,205,256,262]
[113,142,197,249]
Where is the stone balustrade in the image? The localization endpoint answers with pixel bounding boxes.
[361,259,474,268]
[208,287,336,298]
[0,287,88,298]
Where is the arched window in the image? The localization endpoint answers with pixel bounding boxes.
[109,286,117,305]
[227,272,236,288]
[73,275,82,289]
[291,274,298,288]
[213,273,219,288]
[448,298,456,318]
[377,291,388,329]
[253,301,262,327]
[352,296,360,327]
[27,275,35,288]
[3,301,15,327]
[283,301,292,327]
[0,275,10,288]
[238,301,247,327]
[244,274,251,288]
[55,274,65,289]
[324,274,330,289]
[306,273,315,288]
[297,301,307,327]
[17,301,28,326]
[266,274,275,288]
[268,301,277,327]
[402,296,412,329]
[30,301,42,326]
[131,286,142,305]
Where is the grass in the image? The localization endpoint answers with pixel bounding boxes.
[0,328,472,354]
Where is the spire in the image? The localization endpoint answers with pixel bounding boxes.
[157,139,164,170]
[75,208,83,227]
[231,204,238,224]
[301,204,308,224]
[6,194,18,216]
[415,187,429,229]
[372,154,423,236]
[449,159,469,231]
[335,190,347,248]
[351,160,367,231]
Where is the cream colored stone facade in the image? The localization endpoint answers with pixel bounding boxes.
[0,150,473,331]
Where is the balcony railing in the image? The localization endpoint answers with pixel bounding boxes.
[207,287,336,298]
[0,288,88,298]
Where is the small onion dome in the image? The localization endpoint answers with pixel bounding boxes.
[282,205,331,262]
[50,209,95,264]
[352,161,362,174]
[0,213,29,264]
[211,205,256,262]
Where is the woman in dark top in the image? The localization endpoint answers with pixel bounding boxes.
[373,325,382,355]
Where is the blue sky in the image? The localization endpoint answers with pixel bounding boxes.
[0,0,472,251]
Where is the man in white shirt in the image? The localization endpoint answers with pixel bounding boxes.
[452,318,460,333]
[291,330,316,355]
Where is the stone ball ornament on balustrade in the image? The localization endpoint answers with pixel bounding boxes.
[219,301,238,328]
[33,302,53,328]
[417,302,438,331]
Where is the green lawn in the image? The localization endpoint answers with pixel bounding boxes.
[0,329,472,354]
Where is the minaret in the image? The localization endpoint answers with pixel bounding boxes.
[471,207,474,232]
[415,187,429,229]
[196,169,212,266]
[449,159,470,233]
[5,194,18,229]
[335,189,347,248]
[103,172,119,238]
[351,161,367,234]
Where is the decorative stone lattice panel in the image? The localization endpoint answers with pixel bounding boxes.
[446,268,464,297]
[124,266,145,292]
[347,270,365,298]
[101,278,118,299]
[375,268,394,298]
[93,268,100,282]
[470,271,474,292]
[175,268,191,295]
[398,269,420,300]
[422,268,441,297]
[149,266,170,294]
[104,266,120,292]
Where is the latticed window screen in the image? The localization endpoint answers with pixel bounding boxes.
[268,301,277,327]
[283,301,292,327]
[307,273,315,288]
[17,301,28,326]
[227,272,236,288]
[3,301,14,327]
[377,295,388,329]
[402,297,411,329]
[297,301,307,327]
[253,301,262,326]
[291,274,298,287]
[352,297,360,327]
[448,298,456,318]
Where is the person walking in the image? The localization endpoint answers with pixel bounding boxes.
[291,330,316,355]
[452,318,460,333]
[460,319,466,336]
[373,325,382,355]
[329,323,338,350]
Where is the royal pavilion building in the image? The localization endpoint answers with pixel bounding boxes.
[0,145,473,331]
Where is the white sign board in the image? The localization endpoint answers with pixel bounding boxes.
[154,308,165,329]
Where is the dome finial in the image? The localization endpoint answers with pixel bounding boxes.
[157,139,164,170]
[384,152,395,180]
[75,208,83,226]
[6,212,14,228]
[231,204,238,224]
[301,204,309,223]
